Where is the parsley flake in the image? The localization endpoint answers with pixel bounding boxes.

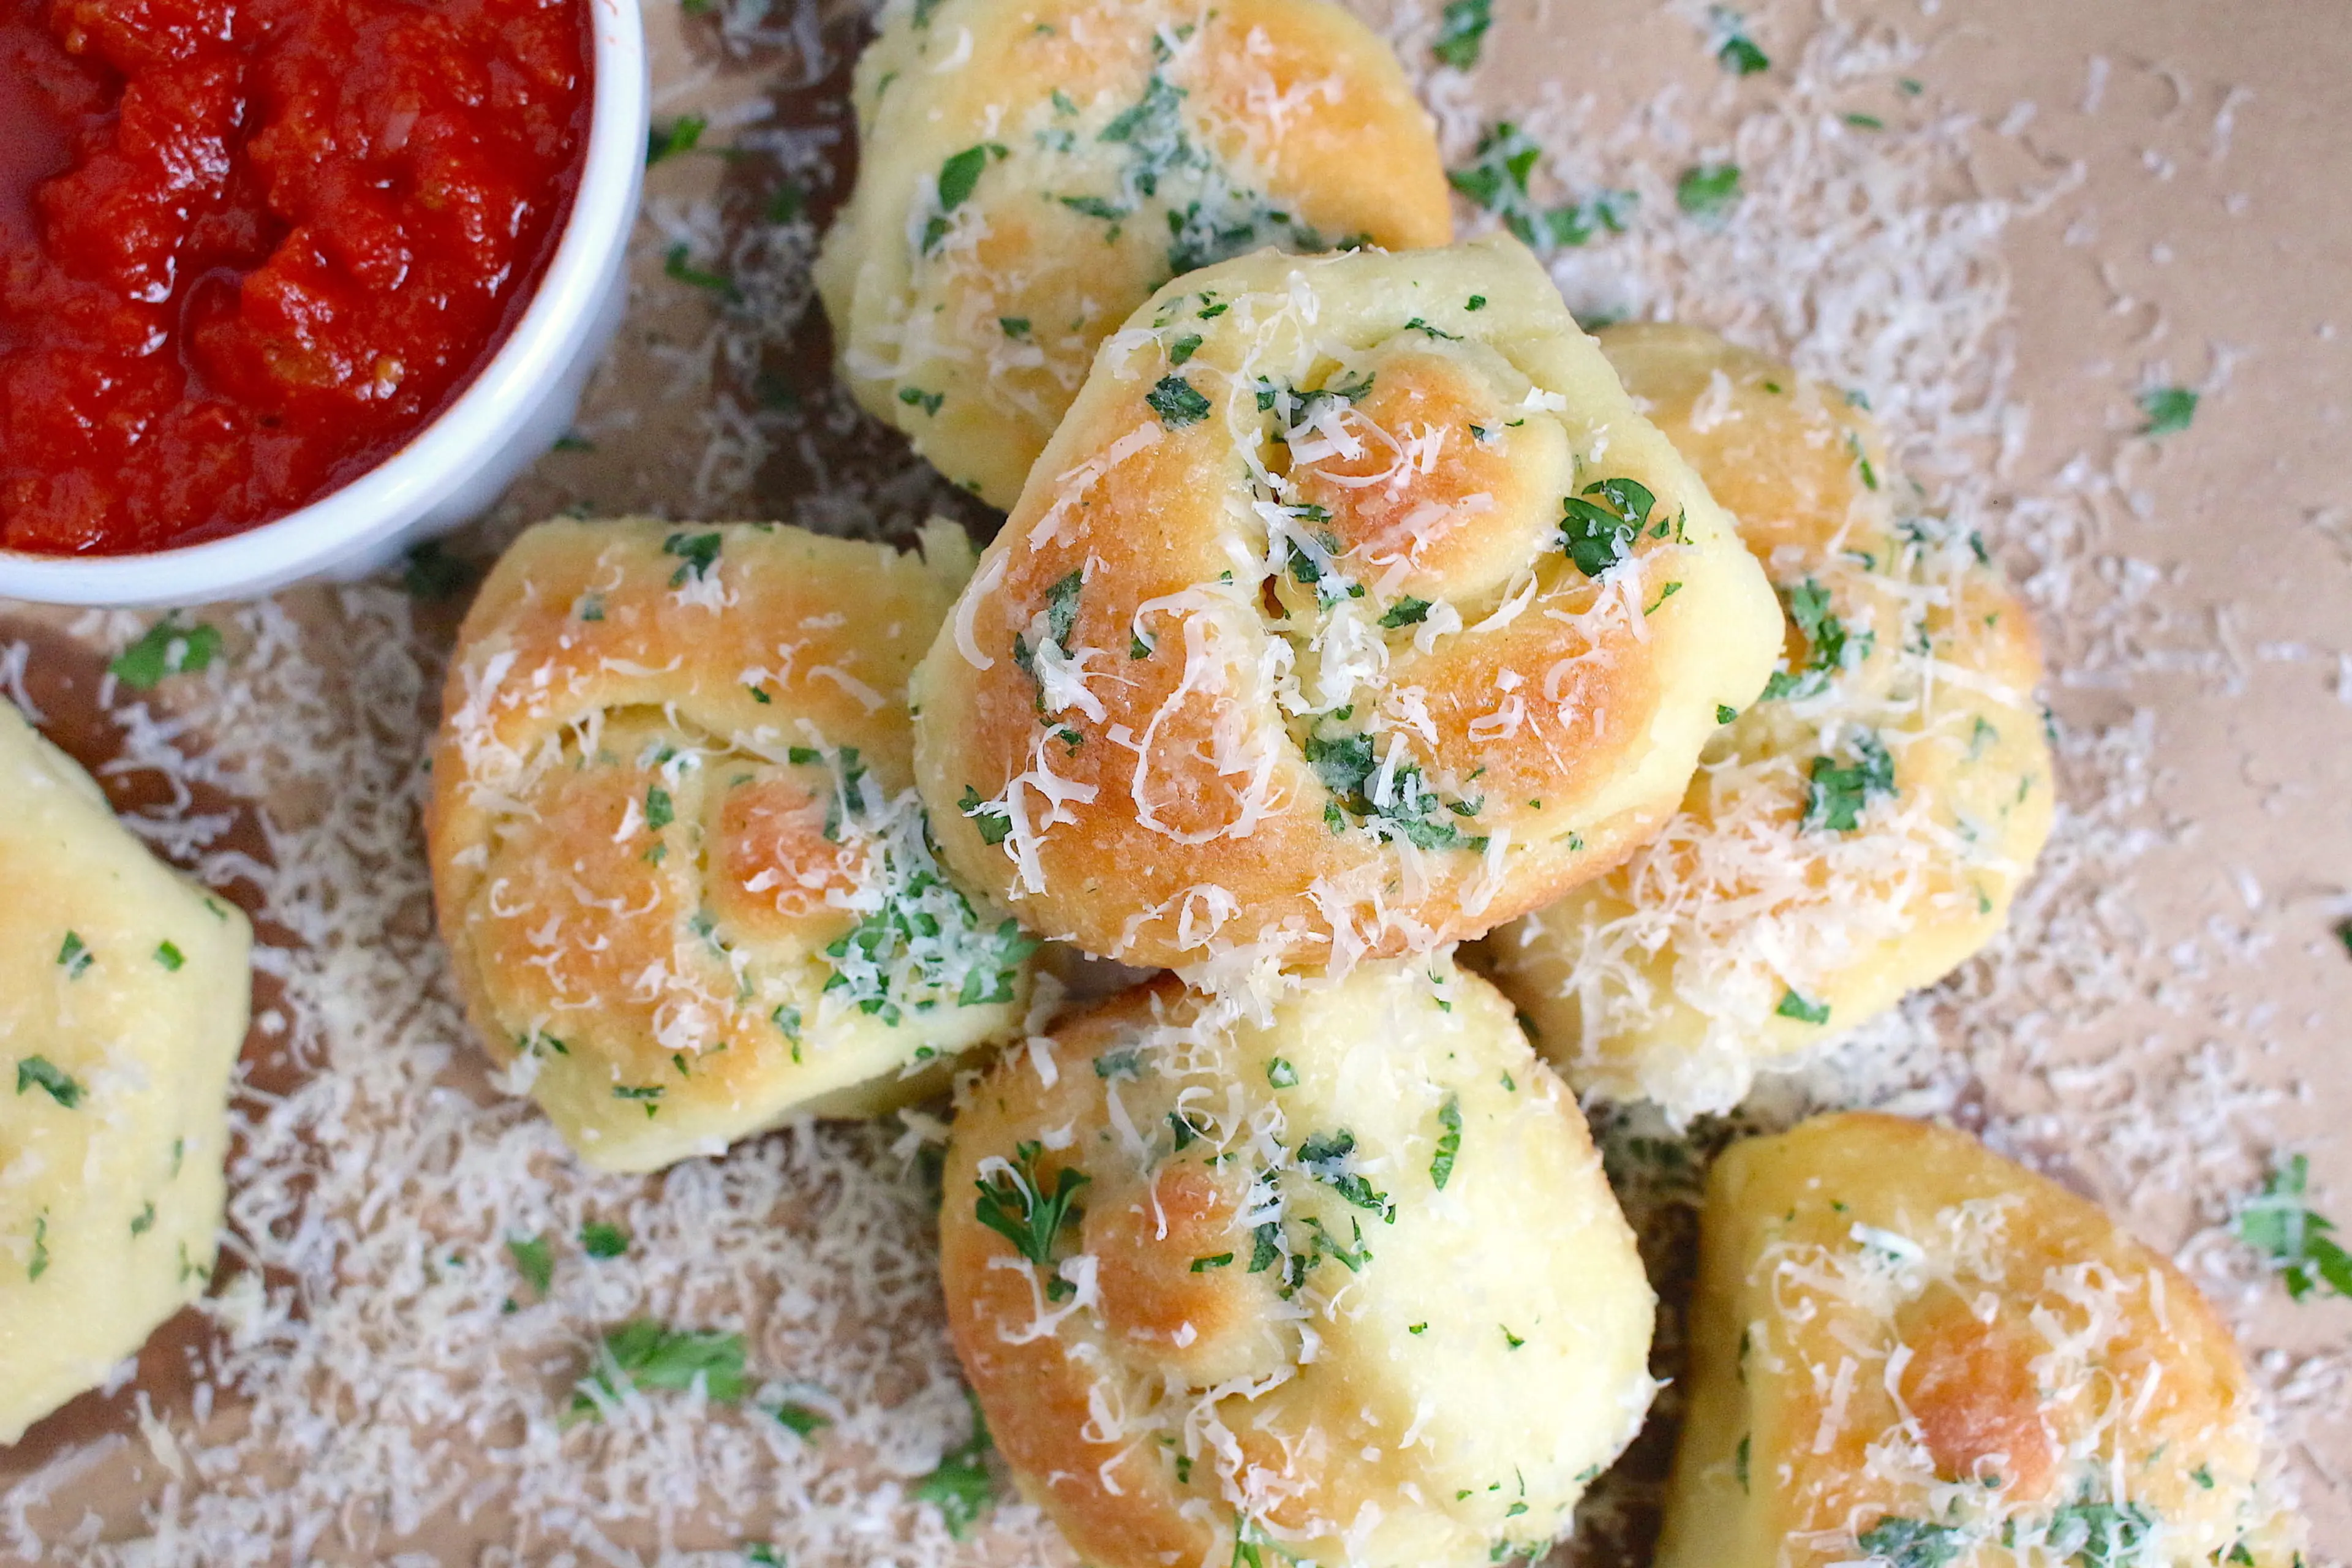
[1676,162,1743,221]
[1432,0,1491,69]
[16,1055,83,1109]
[570,1321,748,1420]
[110,618,222,689]
[2136,385,2198,437]
[973,1140,1088,1268]
[1146,374,1212,428]
[2233,1153,2352,1301]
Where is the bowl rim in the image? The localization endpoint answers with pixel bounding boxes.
[0,0,649,608]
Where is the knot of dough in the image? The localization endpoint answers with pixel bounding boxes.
[914,238,1782,976]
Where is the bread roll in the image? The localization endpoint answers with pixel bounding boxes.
[813,0,1452,508]
[1488,325,2054,1118]
[913,239,1784,979]
[938,957,1657,1568]
[427,519,1036,1173]
[1658,1112,2305,1568]
[0,700,249,1444]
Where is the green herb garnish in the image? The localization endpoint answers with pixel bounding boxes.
[2136,386,2198,436]
[1432,0,1491,68]
[1676,162,1743,221]
[2233,1153,2352,1301]
[110,618,222,689]
[646,114,706,165]
[1146,375,1212,428]
[570,1320,748,1420]
[16,1056,83,1109]
[1430,1096,1462,1189]
[973,1140,1088,1268]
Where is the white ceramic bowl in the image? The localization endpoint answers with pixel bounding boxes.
[0,0,648,609]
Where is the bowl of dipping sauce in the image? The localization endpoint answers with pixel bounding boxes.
[0,0,646,606]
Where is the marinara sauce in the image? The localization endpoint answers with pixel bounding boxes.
[0,0,590,555]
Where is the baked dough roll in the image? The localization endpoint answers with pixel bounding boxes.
[913,239,1784,978]
[813,0,1452,508]
[1658,1112,2307,1568]
[939,957,1656,1568]
[428,519,1036,1174]
[1488,325,2054,1118]
[0,700,249,1444]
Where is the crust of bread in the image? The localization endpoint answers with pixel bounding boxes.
[1489,324,2054,1117]
[815,0,1453,507]
[913,241,1782,974]
[426,518,1033,1172]
[1656,1112,2307,1568]
[940,957,1657,1568]
[0,702,250,1442]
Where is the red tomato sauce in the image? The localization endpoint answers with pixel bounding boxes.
[0,0,590,556]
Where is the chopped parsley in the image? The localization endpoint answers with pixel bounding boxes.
[1302,725,1473,849]
[507,1234,554,1297]
[958,785,1013,846]
[1853,1515,1965,1568]
[1297,1129,1394,1219]
[56,930,92,978]
[973,1140,1088,1268]
[1043,568,1084,650]
[1266,1057,1298,1088]
[2136,385,2198,437]
[924,143,1004,252]
[15,1055,83,1109]
[1430,1096,1462,1190]
[1708,7,1769,74]
[1717,704,1738,725]
[1431,0,1491,69]
[911,1393,999,1537]
[28,1213,48,1281]
[1559,476,1656,576]
[998,315,1030,338]
[110,617,222,689]
[1762,577,1871,699]
[570,1321,748,1420]
[663,244,741,302]
[662,529,723,585]
[2043,1501,2153,1568]
[644,786,675,831]
[646,113,707,165]
[1676,162,1743,221]
[580,1221,630,1259]
[1145,374,1212,428]
[2233,1153,2352,1301]
[771,1399,831,1438]
[612,1085,665,1118]
[1167,331,1202,365]
[897,386,945,417]
[1804,729,1896,832]
[1380,597,1433,629]
[1776,989,1831,1025]
[1447,122,1633,250]
[1190,1251,1234,1272]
